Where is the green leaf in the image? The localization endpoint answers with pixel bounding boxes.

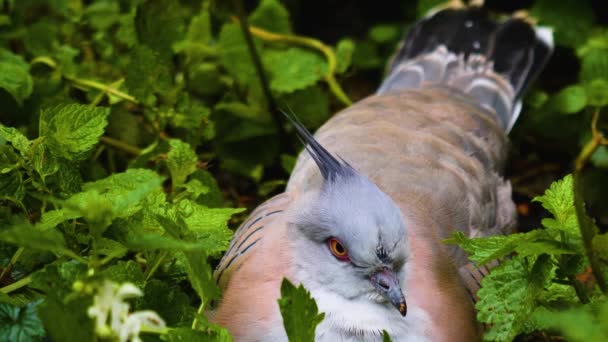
[169,199,243,256]
[264,48,328,93]
[368,25,400,44]
[444,230,569,266]
[0,48,33,105]
[39,104,111,161]
[477,256,553,341]
[125,46,172,105]
[137,280,194,327]
[382,330,393,342]
[68,168,165,222]
[280,85,330,129]
[249,0,292,34]
[278,278,325,342]
[585,79,608,107]
[178,179,209,201]
[38,296,94,342]
[577,31,608,83]
[100,260,145,288]
[0,223,74,257]
[549,85,587,114]
[534,301,608,341]
[533,174,580,239]
[335,38,355,74]
[135,0,185,56]
[0,302,45,342]
[0,125,31,155]
[165,326,233,342]
[182,249,219,306]
[218,23,259,87]
[167,139,198,189]
[190,170,224,208]
[30,262,87,299]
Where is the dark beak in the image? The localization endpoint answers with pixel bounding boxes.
[371,268,407,317]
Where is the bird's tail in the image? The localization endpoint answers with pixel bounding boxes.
[377,7,553,132]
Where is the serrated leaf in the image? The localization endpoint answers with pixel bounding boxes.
[125,45,172,105]
[0,125,31,155]
[249,0,292,34]
[39,104,110,161]
[169,199,243,256]
[167,139,198,188]
[135,0,185,56]
[190,170,224,208]
[264,48,328,93]
[0,48,33,105]
[443,230,566,265]
[0,302,45,342]
[533,174,580,239]
[178,179,209,201]
[67,168,165,222]
[30,262,87,299]
[99,260,145,288]
[477,256,553,341]
[278,278,325,342]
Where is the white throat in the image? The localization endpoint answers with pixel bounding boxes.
[294,262,433,342]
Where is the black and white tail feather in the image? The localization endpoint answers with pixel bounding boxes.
[378,7,553,132]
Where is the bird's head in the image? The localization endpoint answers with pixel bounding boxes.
[285,112,409,317]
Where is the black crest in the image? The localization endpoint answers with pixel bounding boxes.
[282,110,354,182]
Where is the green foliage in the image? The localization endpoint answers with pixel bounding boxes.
[0,302,45,342]
[0,49,33,105]
[0,0,607,341]
[448,175,607,341]
[278,278,325,342]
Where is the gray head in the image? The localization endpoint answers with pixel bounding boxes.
[285,112,409,317]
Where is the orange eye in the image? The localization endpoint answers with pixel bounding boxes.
[328,238,349,261]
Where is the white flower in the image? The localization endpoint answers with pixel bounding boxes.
[119,311,166,342]
[87,280,166,342]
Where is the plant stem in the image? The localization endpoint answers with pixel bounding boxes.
[144,251,168,282]
[0,275,31,294]
[573,108,608,295]
[99,136,142,155]
[245,25,353,106]
[191,302,205,330]
[0,247,23,282]
[63,74,139,104]
[231,0,291,152]
[140,325,171,335]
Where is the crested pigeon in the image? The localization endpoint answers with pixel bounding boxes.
[212,7,553,342]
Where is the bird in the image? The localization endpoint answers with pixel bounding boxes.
[211,5,553,342]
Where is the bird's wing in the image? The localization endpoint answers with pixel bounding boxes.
[212,192,294,341]
[215,192,293,290]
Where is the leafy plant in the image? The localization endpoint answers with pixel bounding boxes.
[0,0,607,341]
